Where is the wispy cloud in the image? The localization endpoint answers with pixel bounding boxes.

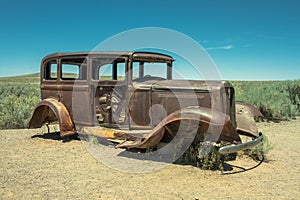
[206,45,234,50]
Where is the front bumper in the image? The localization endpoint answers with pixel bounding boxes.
[218,133,264,154]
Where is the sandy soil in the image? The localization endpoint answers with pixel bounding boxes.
[0,118,299,199]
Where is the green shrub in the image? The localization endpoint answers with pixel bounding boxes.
[176,135,273,171]
[176,142,229,171]
[0,79,40,129]
[239,134,274,161]
[232,80,300,121]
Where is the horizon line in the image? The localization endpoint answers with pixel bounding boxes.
[0,72,298,81]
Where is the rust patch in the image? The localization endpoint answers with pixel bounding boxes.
[235,101,263,137]
[29,98,75,137]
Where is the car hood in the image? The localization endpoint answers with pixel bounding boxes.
[133,80,232,91]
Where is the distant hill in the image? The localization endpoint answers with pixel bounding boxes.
[0,73,114,83]
[0,73,39,78]
[0,73,40,84]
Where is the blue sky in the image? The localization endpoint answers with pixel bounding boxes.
[0,0,299,80]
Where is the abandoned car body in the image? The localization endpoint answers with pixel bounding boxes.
[29,51,263,156]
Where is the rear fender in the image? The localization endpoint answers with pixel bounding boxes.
[29,98,75,137]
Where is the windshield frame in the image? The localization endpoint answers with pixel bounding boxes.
[129,56,173,82]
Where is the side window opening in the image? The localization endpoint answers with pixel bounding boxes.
[99,63,113,80]
[62,63,80,79]
[98,60,126,80]
[61,59,87,80]
[44,60,57,80]
[116,62,125,80]
[132,62,142,79]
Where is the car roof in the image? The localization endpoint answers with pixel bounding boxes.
[42,51,174,63]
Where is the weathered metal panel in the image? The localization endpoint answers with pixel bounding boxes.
[29,98,75,137]
[115,106,241,149]
[235,101,263,137]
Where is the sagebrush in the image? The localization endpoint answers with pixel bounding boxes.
[232,80,300,121]
[177,134,273,171]
[0,75,40,129]
[239,134,274,161]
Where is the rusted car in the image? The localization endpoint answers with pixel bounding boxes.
[29,51,263,156]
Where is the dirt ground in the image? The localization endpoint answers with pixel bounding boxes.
[0,118,299,199]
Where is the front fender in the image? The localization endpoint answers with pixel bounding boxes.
[29,98,75,137]
[116,106,241,149]
[235,101,263,137]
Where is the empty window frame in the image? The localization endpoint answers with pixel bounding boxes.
[94,59,126,80]
[44,60,58,80]
[61,59,87,80]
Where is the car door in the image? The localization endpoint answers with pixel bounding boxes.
[59,57,91,126]
[91,56,128,126]
[41,58,59,100]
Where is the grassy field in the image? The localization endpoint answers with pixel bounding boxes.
[231,80,300,121]
[0,74,40,129]
[0,73,299,129]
